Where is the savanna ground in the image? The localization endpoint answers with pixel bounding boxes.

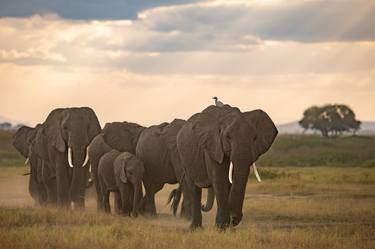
[0,131,374,249]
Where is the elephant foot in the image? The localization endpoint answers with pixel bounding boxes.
[189,222,203,231]
[230,215,242,227]
[215,213,230,230]
[180,210,192,220]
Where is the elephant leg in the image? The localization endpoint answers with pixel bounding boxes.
[180,183,192,220]
[120,189,131,216]
[94,178,103,212]
[38,183,48,205]
[143,181,164,216]
[212,158,231,229]
[56,162,70,208]
[102,188,111,213]
[42,161,57,205]
[45,178,57,204]
[189,182,202,229]
[114,192,122,215]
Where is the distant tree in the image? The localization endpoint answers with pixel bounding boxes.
[0,122,12,130]
[299,104,361,137]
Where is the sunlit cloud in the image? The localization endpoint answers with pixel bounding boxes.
[0,0,374,125]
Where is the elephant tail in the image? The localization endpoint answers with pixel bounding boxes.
[201,187,215,212]
[167,185,182,216]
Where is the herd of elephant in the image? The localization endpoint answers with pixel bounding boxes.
[12,104,278,229]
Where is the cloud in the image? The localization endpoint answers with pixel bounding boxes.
[141,0,375,43]
[0,0,201,20]
[1,6,375,76]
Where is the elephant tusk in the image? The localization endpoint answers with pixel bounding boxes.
[24,157,30,166]
[252,163,262,182]
[68,147,74,168]
[228,162,233,184]
[82,147,89,167]
[89,163,92,173]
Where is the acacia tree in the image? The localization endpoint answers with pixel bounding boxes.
[299,104,361,137]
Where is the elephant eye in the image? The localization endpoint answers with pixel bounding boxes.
[226,134,231,140]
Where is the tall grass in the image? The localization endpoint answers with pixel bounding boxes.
[0,167,374,249]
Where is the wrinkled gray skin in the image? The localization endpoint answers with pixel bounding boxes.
[34,107,101,209]
[136,119,193,218]
[12,125,50,204]
[90,122,145,212]
[177,105,278,229]
[98,150,144,216]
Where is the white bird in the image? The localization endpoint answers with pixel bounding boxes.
[212,96,224,107]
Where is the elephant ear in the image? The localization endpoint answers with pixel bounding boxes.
[43,109,66,152]
[12,126,33,157]
[85,107,101,140]
[191,117,224,164]
[243,109,278,159]
[114,154,129,184]
[119,164,128,183]
[34,126,50,160]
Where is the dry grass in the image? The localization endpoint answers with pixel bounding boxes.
[0,166,374,249]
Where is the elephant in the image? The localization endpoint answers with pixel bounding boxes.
[135,119,194,218]
[12,125,49,204]
[98,150,144,216]
[101,121,145,154]
[89,121,145,211]
[88,134,112,211]
[34,107,101,209]
[176,105,278,229]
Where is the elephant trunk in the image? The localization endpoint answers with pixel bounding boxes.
[201,187,215,212]
[70,165,87,209]
[132,181,143,217]
[228,162,250,227]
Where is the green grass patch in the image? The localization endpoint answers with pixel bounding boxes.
[258,135,375,167]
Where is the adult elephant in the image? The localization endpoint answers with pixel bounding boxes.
[177,105,278,229]
[35,107,101,209]
[136,119,192,217]
[13,125,48,204]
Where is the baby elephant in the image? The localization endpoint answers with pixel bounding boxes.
[98,150,144,216]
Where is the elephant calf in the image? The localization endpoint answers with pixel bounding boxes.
[98,150,144,216]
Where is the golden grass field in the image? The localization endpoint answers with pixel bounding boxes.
[0,166,374,249]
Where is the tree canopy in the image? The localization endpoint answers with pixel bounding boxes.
[299,104,361,137]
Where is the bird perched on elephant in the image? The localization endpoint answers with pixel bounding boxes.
[98,150,144,216]
[177,105,278,229]
[33,107,101,209]
[135,119,195,217]
[12,125,49,205]
[88,121,145,211]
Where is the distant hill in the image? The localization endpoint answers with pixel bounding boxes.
[277,121,375,135]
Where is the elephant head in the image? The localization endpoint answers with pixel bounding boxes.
[102,122,145,153]
[13,125,47,203]
[180,105,277,227]
[114,152,144,216]
[12,125,35,160]
[39,107,101,205]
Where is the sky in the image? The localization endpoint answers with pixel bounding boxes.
[0,0,374,127]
